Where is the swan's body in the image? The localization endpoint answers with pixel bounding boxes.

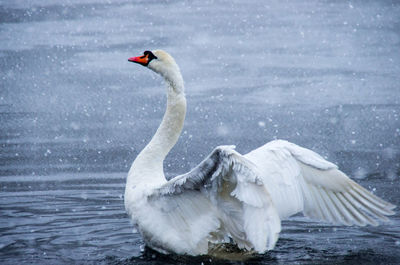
[124,50,396,256]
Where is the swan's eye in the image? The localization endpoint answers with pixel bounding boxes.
[143,51,158,61]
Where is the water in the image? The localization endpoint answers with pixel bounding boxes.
[1,0,400,264]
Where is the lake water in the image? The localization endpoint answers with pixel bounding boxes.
[1,0,399,264]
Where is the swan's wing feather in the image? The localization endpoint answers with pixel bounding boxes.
[245,140,396,226]
[149,146,281,253]
[154,146,226,195]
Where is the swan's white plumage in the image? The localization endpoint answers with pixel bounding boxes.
[124,50,396,256]
[245,140,395,225]
[146,146,281,254]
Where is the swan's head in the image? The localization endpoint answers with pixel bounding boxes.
[128,50,183,93]
[128,50,179,76]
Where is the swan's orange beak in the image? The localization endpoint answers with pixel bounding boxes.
[128,54,149,66]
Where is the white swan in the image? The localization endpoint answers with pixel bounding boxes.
[124,50,396,256]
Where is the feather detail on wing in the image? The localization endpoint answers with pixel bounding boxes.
[148,145,281,254]
[245,140,396,226]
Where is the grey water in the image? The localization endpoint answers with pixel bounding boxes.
[1,0,400,264]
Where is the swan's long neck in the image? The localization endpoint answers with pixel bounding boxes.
[127,67,186,186]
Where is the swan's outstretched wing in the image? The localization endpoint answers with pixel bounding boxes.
[148,146,281,254]
[245,140,396,226]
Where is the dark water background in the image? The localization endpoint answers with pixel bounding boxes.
[1,0,399,264]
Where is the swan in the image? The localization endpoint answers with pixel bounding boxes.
[124,50,396,256]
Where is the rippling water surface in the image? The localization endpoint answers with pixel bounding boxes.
[1,0,400,264]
